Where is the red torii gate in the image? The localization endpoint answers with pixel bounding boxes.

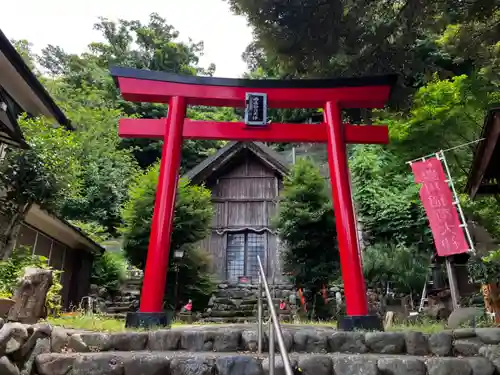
[111,67,396,330]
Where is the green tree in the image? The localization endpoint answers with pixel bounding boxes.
[182,106,237,172]
[11,39,37,71]
[37,13,231,169]
[350,145,433,251]
[3,42,139,239]
[273,158,339,312]
[349,74,500,291]
[362,243,429,295]
[230,0,500,108]
[0,116,82,258]
[436,9,500,84]
[121,163,215,307]
[165,244,216,311]
[91,251,128,295]
[350,74,500,249]
[48,83,140,234]
[386,74,500,239]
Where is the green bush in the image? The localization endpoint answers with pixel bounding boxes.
[91,251,128,294]
[121,164,214,268]
[0,247,63,315]
[362,243,429,295]
[274,159,339,299]
[467,249,500,285]
[120,163,216,309]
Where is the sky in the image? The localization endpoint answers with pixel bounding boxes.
[0,0,254,78]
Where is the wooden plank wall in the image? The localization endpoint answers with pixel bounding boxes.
[199,151,284,283]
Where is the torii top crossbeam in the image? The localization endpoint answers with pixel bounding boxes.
[111,66,396,109]
[111,66,396,330]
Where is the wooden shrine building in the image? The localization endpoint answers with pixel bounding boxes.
[466,108,500,198]
[185,141,288,284]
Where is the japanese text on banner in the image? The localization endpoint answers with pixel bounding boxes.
[411,157,469,256]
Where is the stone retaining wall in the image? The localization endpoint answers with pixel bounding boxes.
[35,351,498,375]
[4,321,500,375]
[206,283,416,323]
[65,325,500,356]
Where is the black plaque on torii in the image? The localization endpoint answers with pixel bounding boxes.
[244,93,268,126]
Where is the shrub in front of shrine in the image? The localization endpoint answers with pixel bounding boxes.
[121,162,215,310]
[273,158,340,320]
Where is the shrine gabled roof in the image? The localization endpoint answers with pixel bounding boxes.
[184,141,289,184]
[466,107,500,198]
[0,29,71,147]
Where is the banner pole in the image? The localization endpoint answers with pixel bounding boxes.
[410,151,475,311]
[445,257,460,309]
[436,151,475,254]
[437,150,471,310]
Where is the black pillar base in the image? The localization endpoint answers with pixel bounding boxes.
[338,315,383,331]
[125,311,174,329]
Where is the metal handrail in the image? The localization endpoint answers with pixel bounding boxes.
[257,255,293,375]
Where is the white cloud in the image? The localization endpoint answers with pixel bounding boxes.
[0,0,253,77]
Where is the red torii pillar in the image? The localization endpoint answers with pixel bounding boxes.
[111,67,396,330]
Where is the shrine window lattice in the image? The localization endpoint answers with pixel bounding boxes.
[226,232,265,283]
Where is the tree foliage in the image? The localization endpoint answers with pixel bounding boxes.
[0,115,82,258]
[49,83,139,234]
[121,164,215,308]
[274,158,339,294]
[37,13,233,169]
[386,74,500,239]
[8,5,500,307]
[349,73,500,290]
[0,116,81,213]
[91,251,129,294]
[350,145,433,252]
[68,220,110,243]
[229,0,500,108]
[363,243,429,295]
[4,17,226,307]
[1,42,140,240]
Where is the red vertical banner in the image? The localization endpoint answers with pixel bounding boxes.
[411,157,469,256]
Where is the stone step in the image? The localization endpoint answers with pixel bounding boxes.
[123,279,142,287]
[198,315,291,324]
[198,317,258,324]
[35,351,495,375]
[106,301,134,308]
[202,310,255,318]
[202,314,289,324]
[122,284,141,290]
[211,298,282,307]
[205,304,256,312]
[105,305,135,313]
[72,325,500,357]
[120,289,141,296]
